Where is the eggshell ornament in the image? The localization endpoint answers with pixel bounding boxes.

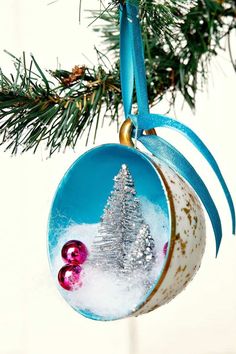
[48,143,205,320]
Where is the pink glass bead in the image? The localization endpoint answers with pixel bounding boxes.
[61,240,88,265]
[163,241,168,256]
[58,264,82,291]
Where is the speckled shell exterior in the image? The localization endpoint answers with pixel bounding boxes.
[132,159,206,317]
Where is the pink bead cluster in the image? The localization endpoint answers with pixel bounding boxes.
[58,240,88,291]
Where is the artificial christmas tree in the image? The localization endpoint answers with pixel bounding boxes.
[123,223,155,274]
[91,164,153,273]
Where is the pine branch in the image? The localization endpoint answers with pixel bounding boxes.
[95,0,236,108]
[0,0,235,155]
[0,52,121,155]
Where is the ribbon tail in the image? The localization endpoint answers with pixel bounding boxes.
[139,134,222,256]
[132,113,235,235]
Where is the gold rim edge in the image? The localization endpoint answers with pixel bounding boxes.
[132,161,177,316]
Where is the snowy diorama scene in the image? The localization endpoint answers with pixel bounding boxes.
[48,145,170,320]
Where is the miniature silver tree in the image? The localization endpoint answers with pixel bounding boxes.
[91,164,155,274]
[123,224,155,274]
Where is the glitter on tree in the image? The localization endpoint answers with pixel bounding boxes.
[91,164,155,274]
[124,223,155,274]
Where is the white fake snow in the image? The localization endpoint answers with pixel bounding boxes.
[51,197,169,319]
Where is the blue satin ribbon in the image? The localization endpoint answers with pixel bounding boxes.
[119,2,235,255]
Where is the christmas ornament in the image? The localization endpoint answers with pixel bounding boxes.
[58,265,82,291]
[62,240,88,265]
[48,1,235,321]
[49,143,206,319]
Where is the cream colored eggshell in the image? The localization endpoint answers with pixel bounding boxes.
[132,159,206,316]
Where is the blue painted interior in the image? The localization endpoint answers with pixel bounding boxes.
[48,144,170,320]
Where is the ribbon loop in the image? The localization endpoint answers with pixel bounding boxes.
[120,5,134,118]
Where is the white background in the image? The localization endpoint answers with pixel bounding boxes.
[0,1,236,354]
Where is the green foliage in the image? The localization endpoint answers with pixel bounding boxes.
[97,0,236,108]
[0,0,235,155]
[0,52,121,155]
